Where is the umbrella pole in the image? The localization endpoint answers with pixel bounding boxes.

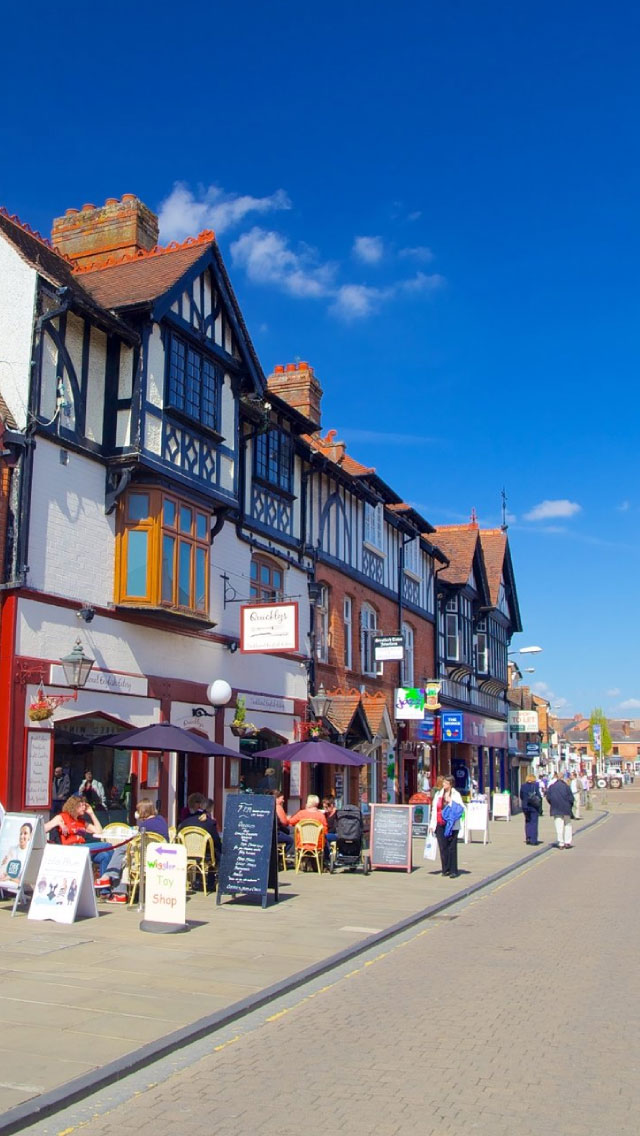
[138,828,146,914]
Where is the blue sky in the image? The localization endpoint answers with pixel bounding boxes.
[3,0,639,717]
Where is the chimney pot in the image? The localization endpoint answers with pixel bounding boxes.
[82,204,96,212]
[274,364,285,373]
[285,363,296,372]
[105,197,118,205]
[121,194,137,202]
[65,208,79,216]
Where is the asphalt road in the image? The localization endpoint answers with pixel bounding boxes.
[20,797,640,1136]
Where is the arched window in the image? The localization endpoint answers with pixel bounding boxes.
[250,555,284,602]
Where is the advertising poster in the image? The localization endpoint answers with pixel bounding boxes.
[28,844,97,924]
[0,813,39,894]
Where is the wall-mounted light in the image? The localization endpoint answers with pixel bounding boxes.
[76,606,95,623]
[60,638,95,690]
[227,640,239,653]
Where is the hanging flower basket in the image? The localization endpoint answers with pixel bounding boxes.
[28,690,56,722]
[230,723,259,738]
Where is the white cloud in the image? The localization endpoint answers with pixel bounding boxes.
[617,501,630,512]
[399,271,445,295]
[606,688,621,697]
[618,698,640,710]
[399,245,434,262]
[230,227,336,299]
[353,236,384,264]
[158,182,291,241]
[329,283,389,319]
[524,499,582,522]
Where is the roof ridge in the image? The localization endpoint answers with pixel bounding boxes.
[73,230,216,275]
[0,206,74,263]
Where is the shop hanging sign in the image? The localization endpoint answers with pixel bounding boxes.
[394,688,426,720]
[374,635,404,661]
[424,680,441,710]
[508,710,539,733]
[240,602,299,654]
[441,712,463,741]
[416,715,436,741]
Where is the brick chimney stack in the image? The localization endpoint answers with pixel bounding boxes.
[267,361,323,428]
[51,195,159,270]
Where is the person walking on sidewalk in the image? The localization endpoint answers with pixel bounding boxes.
[428,776,464,877]
[520,773,543,844]
[546,773,575,848]
[570,770,582,820]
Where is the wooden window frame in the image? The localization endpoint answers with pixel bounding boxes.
[166,331,221,434]
[254,428,293,494]
[249,554,284,603]
[115,489,210,618]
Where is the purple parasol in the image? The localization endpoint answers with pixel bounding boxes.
[95,721,239,757]
[260,738,371,766]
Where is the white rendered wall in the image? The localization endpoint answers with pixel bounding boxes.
[28,438,115,604]
[0,237,37,428]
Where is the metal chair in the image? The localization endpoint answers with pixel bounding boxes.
[294,820,325,874]
[175,826,216,895]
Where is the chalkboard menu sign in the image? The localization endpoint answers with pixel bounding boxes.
[216,793,279,908]
[369,804,413,872]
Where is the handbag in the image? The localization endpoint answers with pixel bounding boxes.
[424,832,438,861]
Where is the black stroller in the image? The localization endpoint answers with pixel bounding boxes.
[329,805,370,874]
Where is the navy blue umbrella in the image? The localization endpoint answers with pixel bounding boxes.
[261,738,371,766]
[96,721,239,757]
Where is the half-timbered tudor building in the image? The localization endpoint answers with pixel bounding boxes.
[0,198,310,822]
[265,360,448,807]
[431,520,522,794]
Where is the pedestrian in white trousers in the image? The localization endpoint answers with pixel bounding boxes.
[570,772,581,820]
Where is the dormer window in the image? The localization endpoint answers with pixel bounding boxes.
[167,332,220,433]
[254,428,293,493]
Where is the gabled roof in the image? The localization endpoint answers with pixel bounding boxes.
[0,208,137,342]
[431,524,484,588]
[75,232,215,307]
[76,231,265,393]
[480,527,522,632]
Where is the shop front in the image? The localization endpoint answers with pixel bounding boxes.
[436,709,508,795]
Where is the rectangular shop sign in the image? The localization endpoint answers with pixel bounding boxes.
[374,635,405,661]
[441,712,463,741]
[144,843,187,927]
[240,602,299,654]
[28,843,97,924]
[394,688,426,720]
[416,715,436,741]
[508,710,539,733]
[24,730,54,809]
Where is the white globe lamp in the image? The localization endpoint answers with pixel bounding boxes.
[207,679,232,707]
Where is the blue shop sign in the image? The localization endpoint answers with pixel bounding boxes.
[526,742,541,756]
[416,715,436,741]
[441,712,463,741]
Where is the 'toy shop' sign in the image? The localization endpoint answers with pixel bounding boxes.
[144,843,187,927]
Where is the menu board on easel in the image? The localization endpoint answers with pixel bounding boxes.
[24,730,54,809]
[370,804,413,872]
[217,794,278,908]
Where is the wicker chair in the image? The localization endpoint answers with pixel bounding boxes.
[294,820,325,875]
[126,831,164,906]
[175,826,216,896]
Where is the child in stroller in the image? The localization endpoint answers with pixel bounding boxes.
[329,805,370,874]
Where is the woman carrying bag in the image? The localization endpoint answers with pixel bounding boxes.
[428,776,464,878]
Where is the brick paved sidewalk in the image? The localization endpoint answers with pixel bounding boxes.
[35,802,639,1136]
[0,802,610,1125]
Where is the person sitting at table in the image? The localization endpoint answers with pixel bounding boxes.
[289,794,329,865]
[45,795,112,881]
[272,790,294,858]
[104,799,169,902]
[323,796,338,856]
[177,792,222,860]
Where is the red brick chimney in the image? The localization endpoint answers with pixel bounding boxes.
[51,195,159,269]
[267,361,323,428]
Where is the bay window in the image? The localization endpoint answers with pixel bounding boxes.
[116,489,210,617]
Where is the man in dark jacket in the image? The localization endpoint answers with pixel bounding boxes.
[546,774,575,848]
[51,766,70,817]
[177,792,222,859]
